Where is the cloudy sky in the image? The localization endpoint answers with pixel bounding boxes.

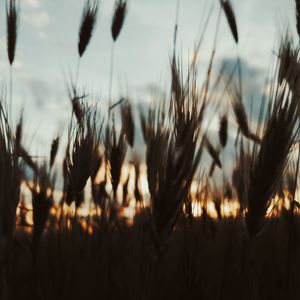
[0,0,297,156]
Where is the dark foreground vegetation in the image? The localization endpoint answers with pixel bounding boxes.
[8,216,300,300]
[1,0,300,299]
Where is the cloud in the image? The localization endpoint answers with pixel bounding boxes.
[23,11,49,28]
[143,83,165,96]
[26,77,52,108]
[218,57,266,121]
[220,57,264,85]
[37,30,48,40]
[23,0,41,8]
[23,76,66,111]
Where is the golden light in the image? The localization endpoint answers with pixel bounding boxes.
[16,164,300,232]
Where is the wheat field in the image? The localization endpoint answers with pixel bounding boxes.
[0,0,300,299]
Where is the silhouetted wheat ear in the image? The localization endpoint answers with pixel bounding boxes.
[296,0,300,38]
[91,151,102,182]
[209,161,216,177]
[111,0,127,42]
[278,36,300,90]
[278,38,293,84]
[50,137,60,169]
[15,114,22,152]
[245,74,300,237]
[219,114,228,148]
[232,97,261,143]
[121,102,135,147]
[220,0,238,43]
[232,97,249,136]
[30,161,56,253]
[204,135,222,169]
[232,144,251,211]
[105,118,127,198]
[6,0,19,65]
[171,57,183,100]
[21,148,39,174]
[64,108,101,207]
[0,101,21,249]
[78,0,99,57]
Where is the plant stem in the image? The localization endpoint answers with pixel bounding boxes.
[108,42,115,111]
[173,0,180,59]
[75,57,81,90]
[10,66,13,124]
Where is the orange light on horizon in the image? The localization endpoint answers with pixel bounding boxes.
[17,164,300,231]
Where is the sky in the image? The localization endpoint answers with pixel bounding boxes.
[0,0,298,162]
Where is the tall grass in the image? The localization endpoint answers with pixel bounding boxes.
[6,0,19,119]
[0,1,300,299]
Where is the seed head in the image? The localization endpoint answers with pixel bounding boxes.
[6,0,19,65]
[111,0,127,42]
[78,0,99,57]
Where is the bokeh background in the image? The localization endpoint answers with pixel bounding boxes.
[0,0,297,175]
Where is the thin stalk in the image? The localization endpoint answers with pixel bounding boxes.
[9,66,13,124]
[172,0,180,60]
[75,57,81,89]
[108,42,115,113]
